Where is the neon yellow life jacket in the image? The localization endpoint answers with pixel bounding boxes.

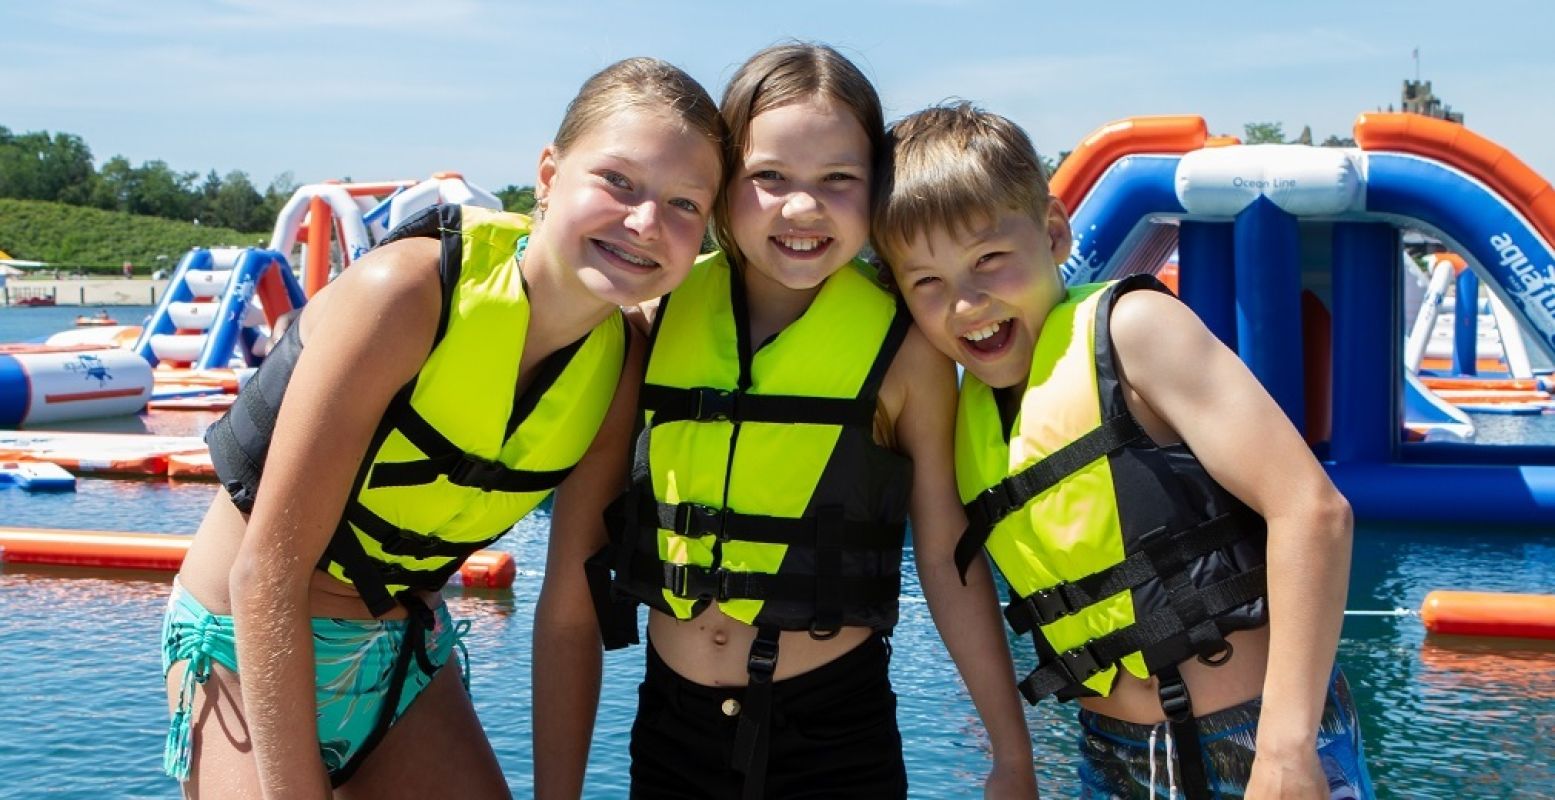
[598,252,911,643]
[954,276,1266,705]
[209,204,626,616]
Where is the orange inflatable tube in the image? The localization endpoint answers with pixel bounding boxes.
[1421,590,1555,640]
[1049,116,1208,213]
[0,526,515,589]
[1355,112,1555,251]
[1419,356,1510,373]
[1420,377,1543,392]
[1431,389,1553,404]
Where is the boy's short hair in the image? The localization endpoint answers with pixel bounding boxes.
[872,101,1050,265]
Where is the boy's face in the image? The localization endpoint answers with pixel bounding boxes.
[889,202,1072,389]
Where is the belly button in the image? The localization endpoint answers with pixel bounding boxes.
[712,630,729,646]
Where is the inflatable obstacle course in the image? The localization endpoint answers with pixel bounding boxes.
[0,430,208,478]
[1052,112,1555,526]
[0,344,153,427]
[133,247,305,370]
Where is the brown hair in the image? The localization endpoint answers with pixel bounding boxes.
[872,101,1050,267]
[553,56,725,162]
[712,43,884,268]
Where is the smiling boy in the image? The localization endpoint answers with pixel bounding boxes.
[871,103,1373,799]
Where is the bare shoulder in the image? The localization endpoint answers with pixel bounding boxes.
[881,324,956,430]
[338,237,442,297]
[295,238,444,385]
[1108,287,1217,374]
[884,324,955,393]
[303,239,441,334]
[900,323,954,372]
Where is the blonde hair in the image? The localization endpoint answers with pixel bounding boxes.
[553,57,725,159]
[713,43,884,269]
[872,101,1050,266]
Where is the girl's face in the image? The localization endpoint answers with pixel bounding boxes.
[727,96,872,292]
[535,107,721,307]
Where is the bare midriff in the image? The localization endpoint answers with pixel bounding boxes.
[177,491,418,621]
[1076,625,1271,723]
[647,607,875,686]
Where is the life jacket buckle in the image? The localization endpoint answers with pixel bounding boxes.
[446,454,504,489]
[663,563,734,602]
[692,388,737,422]
[1057,642,1104,684]
[975,480,1019,525]
[1157,672,1194,723]
[746,633,779,680]
[674,503,727,539]
[1018,585,1077,627]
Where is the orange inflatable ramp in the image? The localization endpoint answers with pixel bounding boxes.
[1356,112,1555,253]
[0,526,516,588]
[1050,115,1208,213]
[1421,590,1555,641]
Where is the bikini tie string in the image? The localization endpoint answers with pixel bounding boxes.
[164,618,219,781]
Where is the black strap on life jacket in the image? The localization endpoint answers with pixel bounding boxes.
[638,496,901,549]
[1014,566,1264,704]
[327,592,442,787]
[1155,663,1213,799]
[636,554,900,608]
[955,411,1148,579]
[345,502,507,560]
[731,624,781,800]
[1002,509,1253,634]
[364,332,587,493]
[638,383,876,428]
[593,296,912,643]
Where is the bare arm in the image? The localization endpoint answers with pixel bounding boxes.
[892,329,1038,799]
[229,240,443,799]
[532,324,646,799]
[1110,290,1351,796]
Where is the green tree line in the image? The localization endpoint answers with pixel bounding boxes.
[0,125,303,232]
[0,124,539,234]
[0,198,261,271]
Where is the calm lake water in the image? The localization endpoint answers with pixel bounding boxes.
[2,305,1554,798]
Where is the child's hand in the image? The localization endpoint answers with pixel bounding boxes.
[984,759,1039,799]
[1245,747,1328,799]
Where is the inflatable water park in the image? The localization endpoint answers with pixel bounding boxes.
[1055,111,1555,527]
[0,172,517,583]
[0,118,1551,643]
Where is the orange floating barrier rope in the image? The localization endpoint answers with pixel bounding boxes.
[0,526,515,589]
[1421,590,1555,641]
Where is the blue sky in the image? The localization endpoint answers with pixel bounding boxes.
[4,0,1552,193]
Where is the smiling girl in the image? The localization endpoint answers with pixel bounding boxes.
[160,58,723,799]
[537,43,1037,800]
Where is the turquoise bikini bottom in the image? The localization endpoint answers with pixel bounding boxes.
[160,579,468,785]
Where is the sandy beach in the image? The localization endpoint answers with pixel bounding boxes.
[0,277,170,307]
